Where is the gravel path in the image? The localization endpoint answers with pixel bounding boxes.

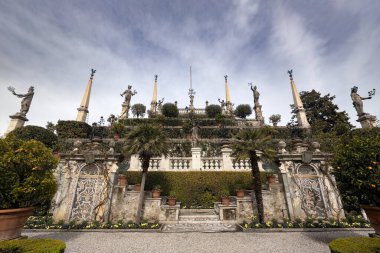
[24,230,371,253]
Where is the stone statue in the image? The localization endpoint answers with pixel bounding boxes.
[8,86,34,117]
[120,85,137,107]
[157,98,164,110]
[250,84,260,107]
[351,86,372,116]
[191,120,200,147]
[218,98,226,110]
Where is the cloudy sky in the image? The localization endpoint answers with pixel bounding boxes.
[1,0,379,134]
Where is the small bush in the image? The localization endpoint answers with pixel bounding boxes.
[0,239,66,253]
[234,104,252,119]
[56,120,92,138]
[131,103,146,118]
[9,125,58,149]
[205,104,222,118]
[329,237,380,253]
[161,103,179,118]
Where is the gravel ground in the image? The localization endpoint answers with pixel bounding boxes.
[24,230,371,253]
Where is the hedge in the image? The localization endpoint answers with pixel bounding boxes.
[0,239,66,253]
[9,125,58,149]
[56,120,92,138]
[125,171,267,208]
[329,237,380,253]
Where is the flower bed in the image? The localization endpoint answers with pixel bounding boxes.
[24,216,161,230]
[241,215,371,230]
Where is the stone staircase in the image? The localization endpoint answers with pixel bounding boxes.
[161,209,237,232]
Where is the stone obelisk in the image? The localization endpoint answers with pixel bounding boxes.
[150,75,158,114]
[224,75,233,114]
[288,70,310,128]
[76,69,96,122]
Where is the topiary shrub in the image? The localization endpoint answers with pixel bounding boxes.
[329,237,380,253]
[234,104,252,119]
[0,136,58,209]
[131,103,146,118]
[9,126,58,149]
[161,103,179,118]
[205,104,222,118]
[0,238,66,253]
[56,120,92,138]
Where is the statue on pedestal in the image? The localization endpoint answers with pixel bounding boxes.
[218,98,226,111]
[351,86,374,116]
[8,86,34,118]
[120,85,137,118]
[250,83,264,121]
[157,98,164,111]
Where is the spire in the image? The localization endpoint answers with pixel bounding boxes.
[150,75,158,113]
[76,69,95,122]
[224,75,232,114]
[287,70,310,128]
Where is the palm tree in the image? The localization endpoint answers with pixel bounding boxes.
[123,123,169,224]
[231,128,276,223]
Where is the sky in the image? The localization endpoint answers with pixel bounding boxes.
[0,0,379,135]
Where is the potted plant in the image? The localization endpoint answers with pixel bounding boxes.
[266,173,277,184]
[332,131,380,235]
[167,191,177,206]
[219,189,230,206]
[0,137,58,241]
[269,114,281,127]
[235,184,245,198]
[152,185,161,198]
[117,174,128,187]
[134,183,141,192]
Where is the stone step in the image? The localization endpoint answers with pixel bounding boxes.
[179,215,220,222]
[161,223,238,233]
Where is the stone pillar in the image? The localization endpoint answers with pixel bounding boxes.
[129,155,140,171]
[5,115,27,135]
[160,155,170,171]
[191,147,202,171]
[221,147,233,170]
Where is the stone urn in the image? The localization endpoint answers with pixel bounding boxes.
[221,197,230,206]
[361,205,380,235]
[167,197,177,206]
[152,190,161,198]
[236,190,245,198]
[117,175,128,187]
[0,207,33,241]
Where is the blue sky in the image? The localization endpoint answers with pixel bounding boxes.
[1,0,379,134]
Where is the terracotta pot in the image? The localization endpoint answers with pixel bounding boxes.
[167,197,177,206]
[0,207,33,241]
[221,197,230,206]
[117,175,128,187]
[361,205,380,235]
[135,184,141,192]
[152,190,161,198]
[236,190,245,198]
[267,175,277,184]
[113,134,120,141]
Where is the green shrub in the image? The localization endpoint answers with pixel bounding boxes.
[56,120,92,138]
[0,137,58,209]
[161,103,179,118]
[329,237,380,253]
[234,104,252,119]
[131,103,146,118]
[0,239,66,253]
[9,125,58,149]
[205,104,222,118]
[125,172,265,208]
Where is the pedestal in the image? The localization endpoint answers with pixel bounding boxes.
[120,103,129,119]
[191,147,202,171]
[5,114,28,135]
[357,114,377,129]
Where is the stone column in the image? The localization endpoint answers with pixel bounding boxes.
[160,155,170,171]
[191,147,202,171]
[221,146,233,170]
[129,155,140,171]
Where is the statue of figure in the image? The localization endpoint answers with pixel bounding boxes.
[351,86,372,116]
[218,98,226,110]
[189,95,194,108]
[8,86,35,117]
[157,98,164,110]
[191,121,199,147]
[250,84,260,106]
[120,85,137,107]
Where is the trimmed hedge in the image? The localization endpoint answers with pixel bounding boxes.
[56,120,91,138]
[329,237,380,253]
[0,239,65,253]
[9,125,58,149]
[125,171,267,208]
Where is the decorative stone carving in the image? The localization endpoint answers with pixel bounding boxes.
[120,85,137,119]
[8,86,34,118]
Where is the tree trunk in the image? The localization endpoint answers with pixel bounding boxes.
[249,150,264,223]
[136,158,149,224]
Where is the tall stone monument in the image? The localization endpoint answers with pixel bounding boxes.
[120,85,137,119]
[5,86,35,135]
[150,75,158,114]
[224,75,233,114]
[250,84,264,121]
[351,86,377,128]
[76,69,96,122]
[288,70,310,128]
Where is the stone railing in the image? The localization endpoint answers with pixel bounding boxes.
[128,147,263,172]
[178,108,206,115]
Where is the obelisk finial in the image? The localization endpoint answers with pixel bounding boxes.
[224,75,228,81]
[76,68,95,122]
[287,69,293,80]
[90,69,96,80]
[288,69,310,128]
